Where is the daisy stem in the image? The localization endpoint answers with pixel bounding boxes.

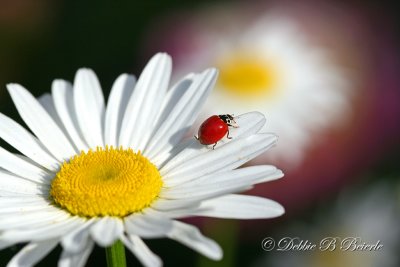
[106,240,127,267]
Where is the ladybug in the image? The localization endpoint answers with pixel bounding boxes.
[195,114,238,149]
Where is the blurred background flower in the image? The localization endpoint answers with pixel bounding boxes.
[145,3,353,166]
[1,0,399,266]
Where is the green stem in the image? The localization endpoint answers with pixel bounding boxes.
[106,240,127,267]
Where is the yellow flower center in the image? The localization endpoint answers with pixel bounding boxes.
[217,53,280,98]
[50,146,163,218]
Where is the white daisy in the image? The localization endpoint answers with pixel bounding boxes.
[0,53,284,267]
[161,10,352,165]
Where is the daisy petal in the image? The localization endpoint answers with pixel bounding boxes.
[119,53,171,150]
[144,69,217,161]
[38,94,65,133]
[179,165,281,187]
[0,199,53,215]
[167,220,222,260]
[0,240,15,250]
[73,68,105,148]
[1,217,82,243]
[194,194,285,219]
[61,219,94,253]
[12,153,44,168]
[160,111,267,172]
[90,217,123,247]
[150,73,195,131]
[162,166,283,196]
[0,146,51,184]
[52,79,89,151]
[124,212,173,238]
[7,83,76,161]
[0,210,68,230]
[121,235,162,267]
[0,196,45,204]
[143,74,195,160]
[229,111,267,139]
[6,239,58,267]
[0,113,58,170]
[0,191,41,197]
[158,185,252,210]
[58,239,94,267]
[162,133,277,183]
[104,74,136,147]
[0,197,46,212]
[145,206,211,219]
[0,170,48,196]
[150,198,202,212]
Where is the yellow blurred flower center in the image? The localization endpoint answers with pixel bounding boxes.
[217,54,279,97]
[50,146,163,218]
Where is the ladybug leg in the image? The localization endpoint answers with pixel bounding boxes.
[226,129,232,139]
[212,142,218,150]
[194,135,199,140]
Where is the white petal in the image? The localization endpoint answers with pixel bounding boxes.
[150,73,195,131]
[145,206,206,219]
[151,139,192,170]
[0,170,48,196]
[162,134,278,184]
[160,111,267,172]
[7,83,76,161]
[151,198,201,212]
[0,206,53,216]
[167,220,222,260]
[6,239,59,267]
[38,93,66,134]
[104,74,136,147]
[0,113,59,171]
[0,240,15,250]
[176,165,281,188]
[90,217,123,247]
[1,217,82,243]
[159,186,252,210]
[0,200,53,215]
[52,79,89,151]
[0,196,46,209]
[124,212,173,238]
[194,194,284,219]
[144,69,217,161]
[12,153,45,169]
[229,111,267,138]
[0,209,68,230]
[119,53,171,150]
[58,239,94,267]
[121,235,162,267]
[73,68,105,148]
[0,146,51,184]
[61,219,94,253]
[164,165,280,189]
[162,166,283,197]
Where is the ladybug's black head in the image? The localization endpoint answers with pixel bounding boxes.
[218,114,238,127]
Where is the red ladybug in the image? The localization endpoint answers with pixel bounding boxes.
[195,114,238,149]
